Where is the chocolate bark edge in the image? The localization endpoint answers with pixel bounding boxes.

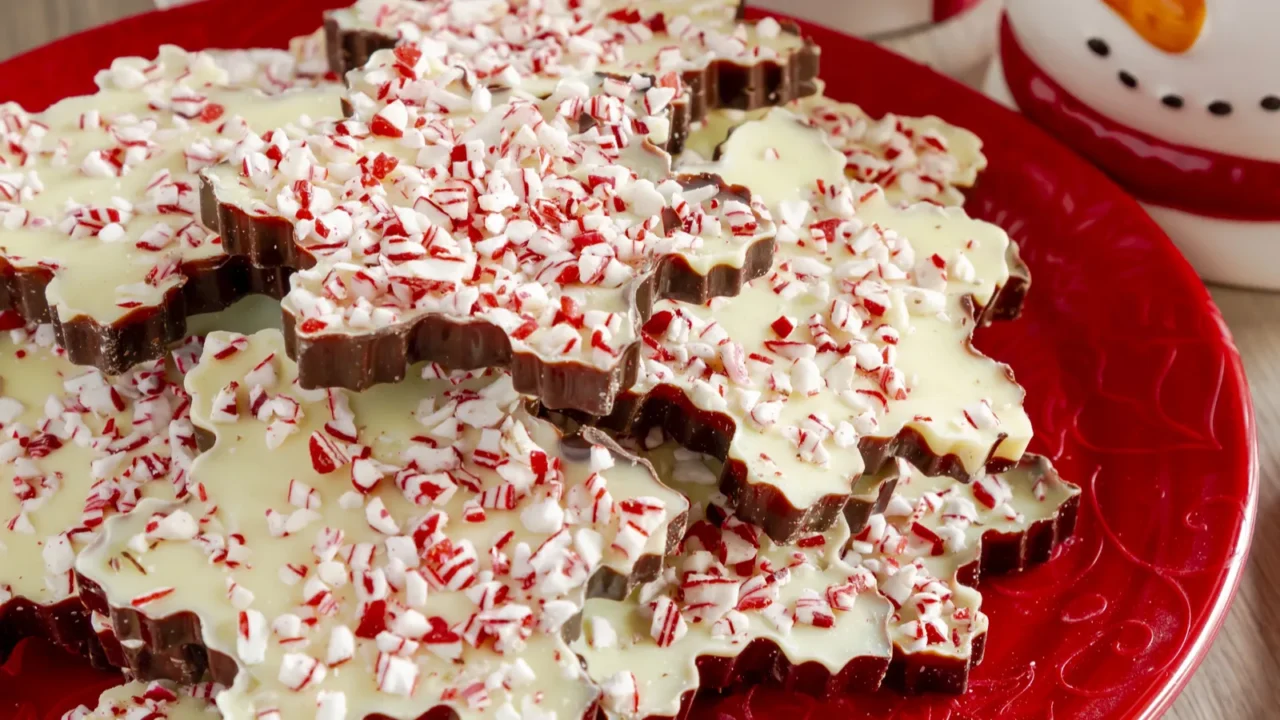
[0,254,291,376]
[323,12,397,79]
[203,170,776,415]
[561,377,1016,545]
[681,21,821,123]
[75,531,684,693]
[323,12,819,136]
[980,240,1030,324]
[884,454,1080,694]
[645,646,890,720]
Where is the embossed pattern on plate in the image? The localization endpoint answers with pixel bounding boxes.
[0,3,1256,720]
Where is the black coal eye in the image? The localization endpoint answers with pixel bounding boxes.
[1118,71,1138,89]
[1162,94,1184,109]
[1208,101,1233,116]
[1087,37,1110,57]
[1262,95,1280,111]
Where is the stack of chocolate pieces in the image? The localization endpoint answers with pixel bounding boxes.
[0,2,1080,719]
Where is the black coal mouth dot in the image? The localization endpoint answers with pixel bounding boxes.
[1208,100,1233,116]
[1085,38,1275,117]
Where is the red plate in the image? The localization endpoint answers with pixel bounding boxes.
[0,2,1256,719]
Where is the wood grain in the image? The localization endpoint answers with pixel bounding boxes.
[0,1,1269,718]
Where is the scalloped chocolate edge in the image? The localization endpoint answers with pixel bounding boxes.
[73,426,689,703]
[201,174,776,415]
[555,259,1028,542]
[601,454,1078,718]
[883,454,1081,695]
[0,595,111,669]
[981,240,1029,324]
[564,381,1009,544]
[0,255,291,376]
[681,20,820,127]
[321,13,819,155]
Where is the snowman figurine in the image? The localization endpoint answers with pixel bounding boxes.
[988,0,1280,289]
[749,0,1003,82]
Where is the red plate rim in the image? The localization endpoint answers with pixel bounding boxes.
[0,2,1259,719]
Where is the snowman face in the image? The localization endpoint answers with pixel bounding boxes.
[1007,0,1280,160]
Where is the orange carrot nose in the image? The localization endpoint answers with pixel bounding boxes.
[1102,0,1206,53]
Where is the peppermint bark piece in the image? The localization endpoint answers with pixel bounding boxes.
[61,681,216,720]
[574,453,1078,717]
[582,110,1032,542]
[76,330,689,719]
[329,1,627,97]
[681,107,1025,321]
[683,90,990,208]
[341,44,689,154]
[0,46,342,374]
[324,0,818,133]
[202,76,775,413]
[0,324,201,664]
[857,454,1080,693]
[574,454,895,720]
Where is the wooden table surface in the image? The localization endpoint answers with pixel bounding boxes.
[1,2,1276,718]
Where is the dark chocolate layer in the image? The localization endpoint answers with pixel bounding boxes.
[0,255,290,376]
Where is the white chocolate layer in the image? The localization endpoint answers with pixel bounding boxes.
[683,92,987,207]
[0,297,289,610]
[78,330,688,720]
[0,326,192,606]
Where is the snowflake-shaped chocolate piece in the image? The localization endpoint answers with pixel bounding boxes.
[76,330,688,719]
[860,454,1078,694]
[0,46,341,374]
[323,0,818,140]
[0,322,201,663]
[683,88,989,208]
[572,449,1078,717]
[580,109,1031,541]
[201,72,776,413]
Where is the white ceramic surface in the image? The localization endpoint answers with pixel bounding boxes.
[991,0,1280,290]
